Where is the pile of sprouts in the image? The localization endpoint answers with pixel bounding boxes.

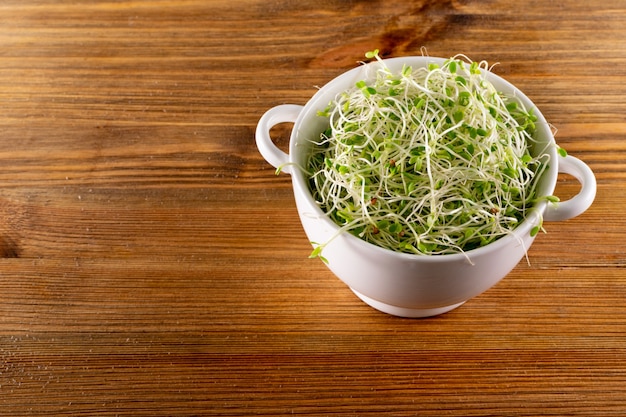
[306,51,556,260]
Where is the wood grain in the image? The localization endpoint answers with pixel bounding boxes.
[0,0,624,415]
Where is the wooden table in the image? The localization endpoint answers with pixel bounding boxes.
[0,1,622,415]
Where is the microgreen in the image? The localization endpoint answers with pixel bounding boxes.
[306,52,554,258]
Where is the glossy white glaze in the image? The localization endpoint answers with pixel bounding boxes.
[256,56,596,317]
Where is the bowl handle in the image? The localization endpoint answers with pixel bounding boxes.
[255,104,303,175]
[543,155,596,222]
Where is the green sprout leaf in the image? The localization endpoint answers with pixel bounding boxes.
[365,49,380,59]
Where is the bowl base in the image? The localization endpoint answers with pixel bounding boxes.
[351,289,465,318]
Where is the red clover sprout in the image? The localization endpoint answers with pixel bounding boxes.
[307,51,555,258]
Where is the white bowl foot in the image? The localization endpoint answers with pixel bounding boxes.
[351,289,466,318]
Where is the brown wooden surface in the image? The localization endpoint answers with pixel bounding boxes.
[0,0,623,415]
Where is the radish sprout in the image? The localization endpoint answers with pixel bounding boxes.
[307,51,552,257]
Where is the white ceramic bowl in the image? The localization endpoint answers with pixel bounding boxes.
[256,56,596,317]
